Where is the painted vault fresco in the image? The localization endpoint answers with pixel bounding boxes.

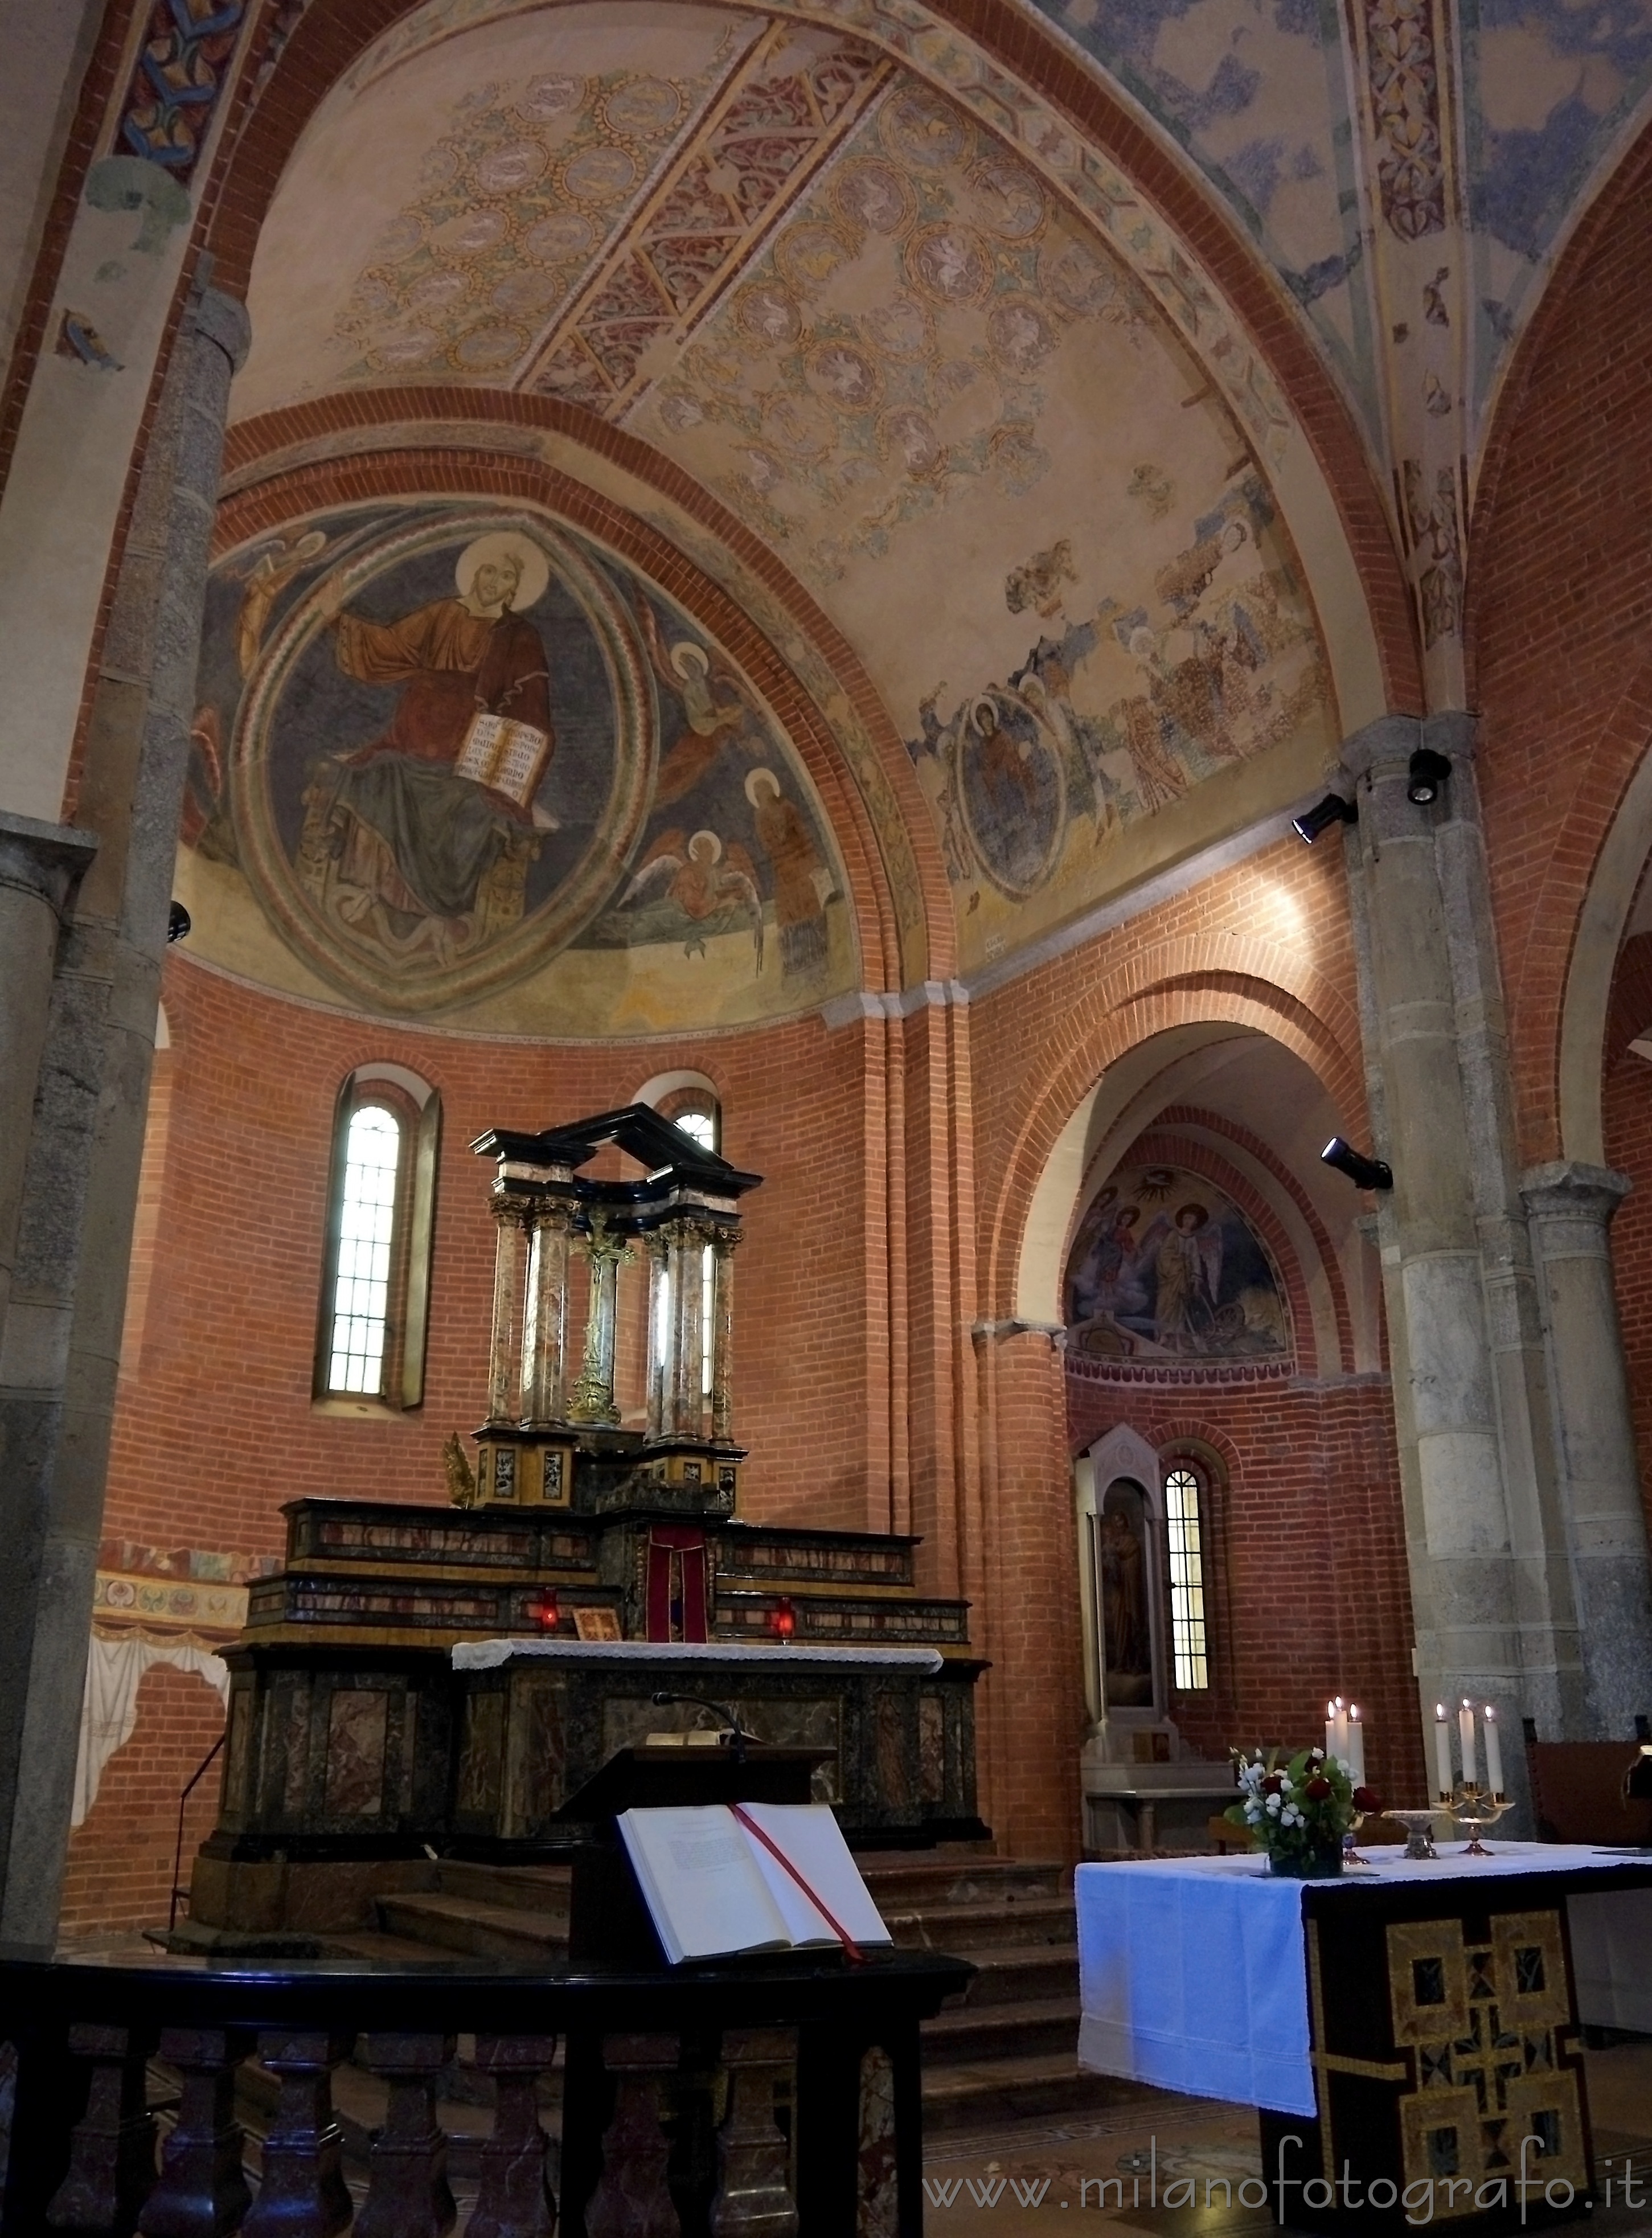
[233,1,1338,982]
[1064,1163,1293,1369]
[182,501,852,1031]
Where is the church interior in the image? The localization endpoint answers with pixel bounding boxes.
[6,0,1652,2223]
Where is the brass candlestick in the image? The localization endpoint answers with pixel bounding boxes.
[1445,1780,1512,1854]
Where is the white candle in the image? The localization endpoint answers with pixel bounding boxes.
[1459,1699,1478,1788]
[1483,1704,1504,1797]
[1347,1704,1366,1788]
[1434,1704,1453,1798]
[1326,1698,1340,1764]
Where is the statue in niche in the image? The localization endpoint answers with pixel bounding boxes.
[1098,1489,1153,1708]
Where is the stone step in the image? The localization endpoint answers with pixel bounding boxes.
[922,1995,1082,2065]
[436,1859,573,1915]
[376,1893,570,1963]
[944,1944,1081,2009]
[856,1855,1067,1910]
[882,1896,1076,1952]
[921,2051,1151,2132]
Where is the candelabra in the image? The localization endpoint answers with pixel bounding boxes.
[1444,1780,1512,1855]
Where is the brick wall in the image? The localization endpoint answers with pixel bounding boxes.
[1065,1371,1422,1808]
[1600,932,1652,1550]
[1470,125,1652,1166]
[60,1663,228,1937]
[63,956,884,1932]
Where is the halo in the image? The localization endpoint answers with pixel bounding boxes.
[969,695,999,735]
[455,531,550,613]
[670,641,710,680]
[688,829,722,861]
[744,766,781,806]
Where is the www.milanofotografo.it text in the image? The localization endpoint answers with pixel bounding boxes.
[921,2135,1646,2220]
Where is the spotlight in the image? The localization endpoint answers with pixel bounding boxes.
[166,900,191,944]
[1321,1136,1393,1191]
[1407,748,1452,805]
[1292,793,1357,846]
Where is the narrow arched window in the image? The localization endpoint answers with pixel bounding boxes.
[327,1104,401,1393]
[1163,1464,1210,1690]
[315,1067,440,1410]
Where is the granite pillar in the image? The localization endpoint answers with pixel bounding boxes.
[0,282,248,1946]
[1341,714,1584,1819]
[1521,1161,1652,1737]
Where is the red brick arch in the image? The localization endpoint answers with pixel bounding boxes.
[978,939,1366,1323]
[1467,101,1652,1165]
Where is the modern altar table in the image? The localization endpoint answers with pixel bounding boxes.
[1076,1844,1652,2236]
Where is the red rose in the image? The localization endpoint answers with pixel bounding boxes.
[1305,1776,1333,1801]
[1353,1786,1383,1813]
[1261,1773,1284,1795]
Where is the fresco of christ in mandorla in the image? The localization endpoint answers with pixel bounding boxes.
[303,532,559,968]
[186,501,855,1030]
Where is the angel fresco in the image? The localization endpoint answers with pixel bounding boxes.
[1063,1165,1290,1365]
[618,829,765,960]
[635,592,760,807]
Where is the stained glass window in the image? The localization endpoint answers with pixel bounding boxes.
[1164,1465,1209,1690]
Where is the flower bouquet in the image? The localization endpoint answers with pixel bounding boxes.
[1225,1747,1383,1877]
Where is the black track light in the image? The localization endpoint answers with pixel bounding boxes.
[1322,1136,1393,1191]
[1407,747,1453,805]
[166,900,191,944]
[1292,792,1358,845]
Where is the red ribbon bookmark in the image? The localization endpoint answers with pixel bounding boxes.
[730,1804,867,1965]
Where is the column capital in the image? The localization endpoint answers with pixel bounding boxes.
[1520,1159,1633,1227]
[189,284,252,374]
[0,812,98,920]
[1338,710,1477,784]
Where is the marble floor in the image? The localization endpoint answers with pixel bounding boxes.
[918,2040,1652,2235]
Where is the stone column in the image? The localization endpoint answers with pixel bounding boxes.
[568,1218,629,1428]
[1341,714,1584,1816]
[0,815,96,1342]
[643,1232,670,1440]
[1522,1161,1652,1736]
[486,1194,528,1427]
[709,1228,739,1445]
[0,282,248,1947]
[522,1203,572,1426]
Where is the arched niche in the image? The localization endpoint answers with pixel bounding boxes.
[1073,1424,1165,1737]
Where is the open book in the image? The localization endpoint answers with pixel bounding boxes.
[456,711,552,810]
[616,1802,893,1966]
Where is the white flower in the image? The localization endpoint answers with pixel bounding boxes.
[1265,1793,1282,1815]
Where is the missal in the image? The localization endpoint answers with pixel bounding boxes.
[616,1802,893,1966]
[455,711,552,809]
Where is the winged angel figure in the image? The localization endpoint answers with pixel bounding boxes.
[620,829,765,962]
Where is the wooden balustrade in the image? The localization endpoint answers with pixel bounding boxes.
[0,1950,966,2238]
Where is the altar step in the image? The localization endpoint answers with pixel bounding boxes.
[352,1850,1133,2133]
[858,1853,1138,2130]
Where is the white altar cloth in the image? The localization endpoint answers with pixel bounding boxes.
[1076,1844,1643,2119]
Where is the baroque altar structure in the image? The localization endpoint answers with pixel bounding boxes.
[184,1108,985,1943]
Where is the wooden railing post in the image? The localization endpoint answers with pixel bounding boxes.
[45,2022,157,2236]
[241,2029,354,2238]
[467,2034,558,2238]
[584,2035,679,2238]
[136,2027,253,2236]
[353,2033,456,2238]
[710,2030,797,2238]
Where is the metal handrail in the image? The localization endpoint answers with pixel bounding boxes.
[166,1730,224,1934]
